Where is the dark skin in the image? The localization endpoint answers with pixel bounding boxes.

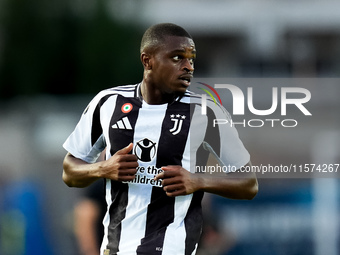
[63,35,258,199]
[140,36,195,104]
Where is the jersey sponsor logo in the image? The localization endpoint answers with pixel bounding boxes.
[169,114,186,135]
[111,116,132,130]
[121,103,133,113]
[134,138,157,162]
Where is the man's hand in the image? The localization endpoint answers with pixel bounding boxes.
[154,166,200,197]
[63,143,138,187]
[100,143,138,182]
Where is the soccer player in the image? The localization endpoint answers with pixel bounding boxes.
[62,23,258,255]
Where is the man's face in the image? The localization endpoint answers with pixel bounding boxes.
[149,36,196,94]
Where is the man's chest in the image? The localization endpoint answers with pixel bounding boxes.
[105,97,192,165]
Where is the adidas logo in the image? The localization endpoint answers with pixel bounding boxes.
[112,116,132,130]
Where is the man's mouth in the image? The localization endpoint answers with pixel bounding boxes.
[179,74,193,86]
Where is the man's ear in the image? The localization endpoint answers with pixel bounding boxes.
[141,53,152,70]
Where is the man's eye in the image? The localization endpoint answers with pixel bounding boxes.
[173,56,181,61]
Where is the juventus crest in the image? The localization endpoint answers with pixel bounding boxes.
[169,114,186,135]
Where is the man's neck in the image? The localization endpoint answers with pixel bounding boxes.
[140,81,179,105]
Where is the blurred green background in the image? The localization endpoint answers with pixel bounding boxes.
[0,0,143,98]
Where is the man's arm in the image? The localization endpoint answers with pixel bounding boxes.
[154,162,258,200]
[62,143,138,188]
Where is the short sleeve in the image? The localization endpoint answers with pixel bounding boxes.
[205,99,250,170]
[63,91,110,163]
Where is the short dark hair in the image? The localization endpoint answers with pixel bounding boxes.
[140,23,192,54]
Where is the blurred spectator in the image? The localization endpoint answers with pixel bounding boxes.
[196,194,236,255]
[73,151,106,255]
[74,179,106,255]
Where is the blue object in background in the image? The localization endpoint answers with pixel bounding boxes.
[0,180,55,255]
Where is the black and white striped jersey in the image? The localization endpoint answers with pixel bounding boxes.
[63,83,250,255]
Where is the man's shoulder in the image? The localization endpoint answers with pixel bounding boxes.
[182,89,231,118]
[95,84,139,99]
[179,90,213,105]
[104,84,139,94]
[178,90,202,104]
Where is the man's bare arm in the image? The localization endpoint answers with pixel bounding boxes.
[62,143,138,188]
[155,162,258,200]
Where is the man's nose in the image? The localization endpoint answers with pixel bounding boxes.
[183,59,194,73]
